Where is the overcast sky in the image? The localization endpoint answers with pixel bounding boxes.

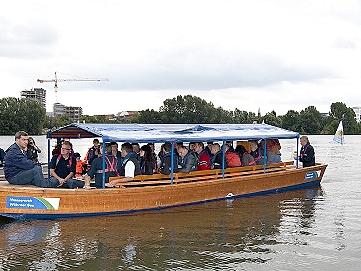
[1,0,360,115]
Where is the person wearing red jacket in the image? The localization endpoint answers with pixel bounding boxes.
[225,144,241,167]
[194,142,211,170]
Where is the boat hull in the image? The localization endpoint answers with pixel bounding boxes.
[0,164,327,219]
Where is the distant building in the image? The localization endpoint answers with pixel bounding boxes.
[117,111,139,121]
[320,112,329,118]
[352,106,361,122]
[53,103,65,117]
[20,88,46,108]
[53,102,83,122]
[93,114,117,121]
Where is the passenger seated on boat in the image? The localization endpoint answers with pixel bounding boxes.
[235,145,255,166]
[83,144,119,188]
[119,143,141,177]
[4,131,59,188]
[49,141,84,189]
[210,143,227,169]
[52,138,62,156]
[110,141,122,172]
[204,141,213,158]
[299,136,315,167]
[194,142,211,170]
[140,144,156,175]
[159,142,178,175]
[108,143,141,187]
[147,142,158,171]
[158,143,165,171]
[178,145,198,173]
[267,139,282,164]
[225,141,235,152]
[225,144,241,167]
[26,137,41,164]
[131,143,141,161]
[189,142,196,152]
[0,147,5,167]
[249,141,263,165]
[74,152,87,177]
[84,139,100,168]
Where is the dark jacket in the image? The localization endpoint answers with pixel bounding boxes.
[86,146,99,165]
[211,151,227,169]
[87,155,116,188]
[119,152,141,177]
[140,157,155,175]
[4,143,35,181]
[299,143,315,167]
[0,147,6,162]
[50,154,76,179]
[160,152,178,175]
[179,151,198,173]
[27,146,40,164]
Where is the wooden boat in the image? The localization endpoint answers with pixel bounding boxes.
[0,123,327,219]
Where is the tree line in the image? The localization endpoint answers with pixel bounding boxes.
[134,95,361,135]
[0,95,360,135]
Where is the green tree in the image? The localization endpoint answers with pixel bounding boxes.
[44,115,72,130]
[298,106,322,134]
[135,109,163,123]
[281,110,300,131]
[0,97,45,135]
[262,111,282,127]
[232,109,257,123]
[159,95,230,123]
[328,102,358,134]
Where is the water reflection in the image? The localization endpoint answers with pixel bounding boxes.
[0,188,322,270]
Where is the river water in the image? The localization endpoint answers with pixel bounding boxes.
[0,136,360,270]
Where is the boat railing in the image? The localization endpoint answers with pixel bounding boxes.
[109,161,294,188]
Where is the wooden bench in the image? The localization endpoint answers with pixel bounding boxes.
[109,161,293,188]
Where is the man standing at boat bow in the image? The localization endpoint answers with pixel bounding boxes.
[4,131,59,187]
[299,136,315,167]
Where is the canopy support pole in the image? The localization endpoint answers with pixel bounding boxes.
[222,140,226,178]
[47,133,51,180]
[263,139,267,172]
[296,137,299,168]
[170,142,175,184]
[102,141,106,189]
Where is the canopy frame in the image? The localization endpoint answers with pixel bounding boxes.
[47,123,300,187]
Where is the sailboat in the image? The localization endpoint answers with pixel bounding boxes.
[333,120,344,144]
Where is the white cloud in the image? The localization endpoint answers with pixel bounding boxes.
[0,0,360,115]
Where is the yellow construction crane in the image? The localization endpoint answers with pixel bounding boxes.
[37,71,108,102]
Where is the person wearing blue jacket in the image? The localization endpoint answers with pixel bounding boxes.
[4,131,59,187]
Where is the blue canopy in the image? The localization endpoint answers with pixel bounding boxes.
[49,123,299,143]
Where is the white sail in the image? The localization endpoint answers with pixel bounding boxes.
[333,120,344,144]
